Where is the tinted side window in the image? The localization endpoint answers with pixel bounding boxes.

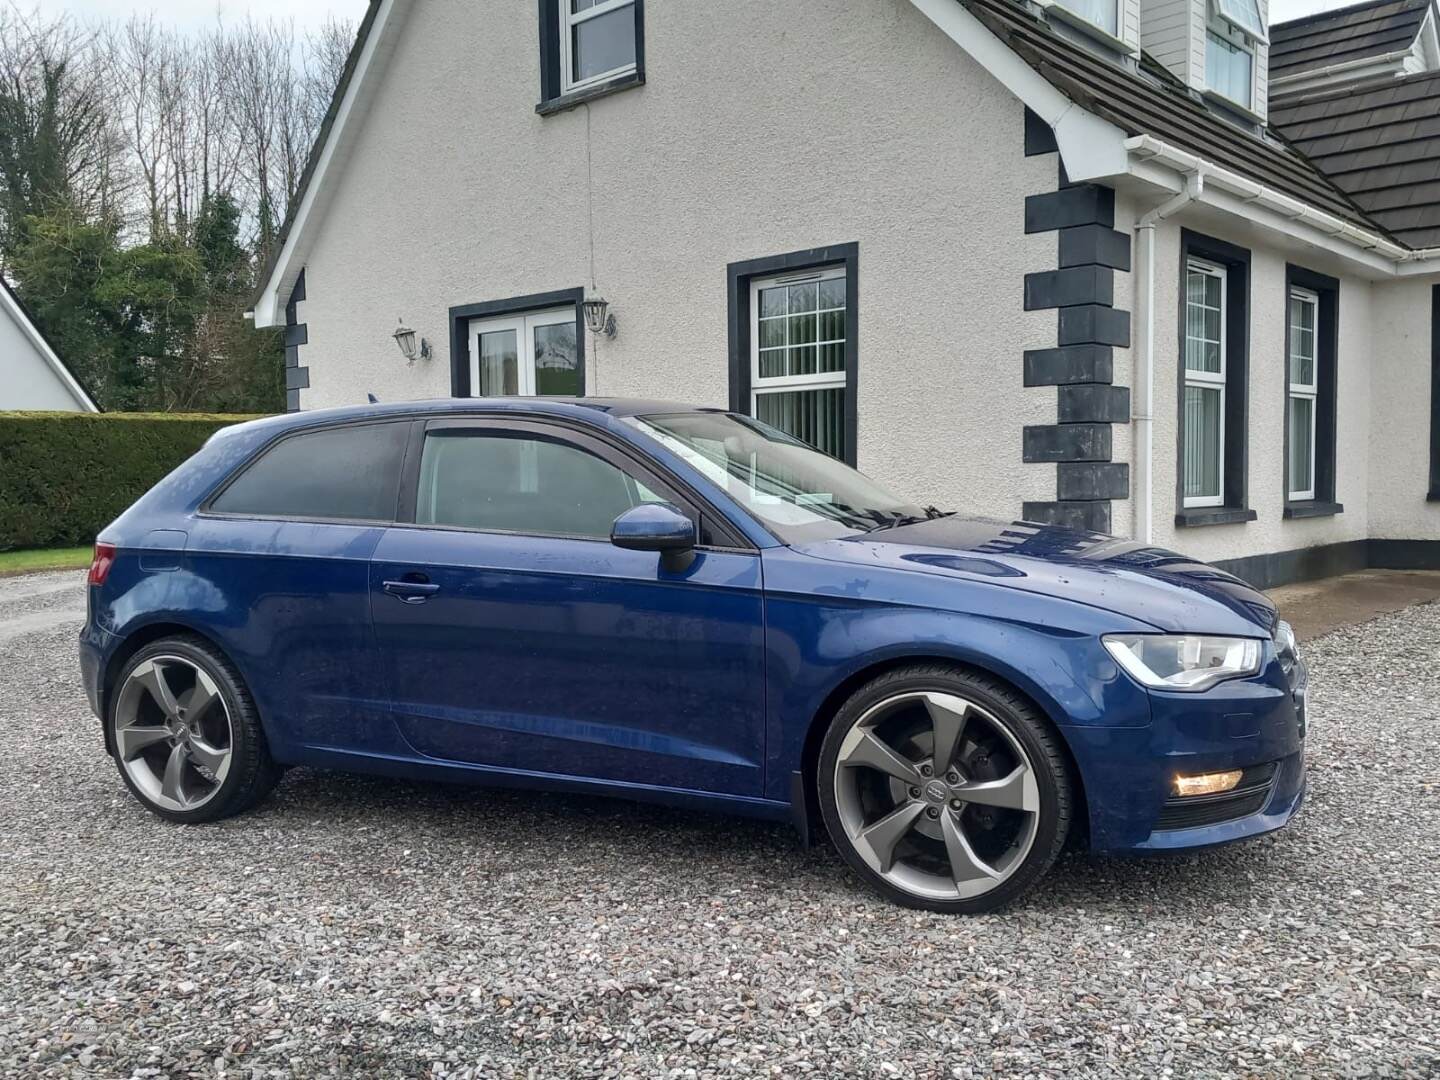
[212,422,408,522]
[415,432,666,538]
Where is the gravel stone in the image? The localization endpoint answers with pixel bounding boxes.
[0,571,1436,1077]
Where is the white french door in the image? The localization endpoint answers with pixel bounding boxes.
[468,307,580,397]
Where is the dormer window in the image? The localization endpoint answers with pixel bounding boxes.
[1053,0,1119,37]
[1206,27,1254,108]
[1214,0,1266,42]
[1204,0,1264,112]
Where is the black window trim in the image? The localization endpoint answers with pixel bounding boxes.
[199,417,416,527]
[1175,229,1257,528]
[395,415,757,553]
[536,0,646,116]
[1282,264,1343,519]
[726,242,860,467]
[1429,284,1440,502]
[447,289,587,398]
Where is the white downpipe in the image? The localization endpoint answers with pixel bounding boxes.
[1133,170,1205,544]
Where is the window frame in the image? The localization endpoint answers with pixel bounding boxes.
[200,418,413,526]
[449,289,587,398]
[1205,25,1256,111]
[1049,0,1121,38]
[748,264,848,460]
[1285,287,1319,502]
[559,0,638,96]
[1214,0,1267,43]
[1183,259,1229,510]
[537,0,645,115]
[467,305,580,398]
[727,243,859,467]
[395,416,756,553]
[1283,266,1342,517]
[1175,230,1256,528]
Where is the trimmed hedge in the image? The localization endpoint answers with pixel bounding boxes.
[0,412,265,551]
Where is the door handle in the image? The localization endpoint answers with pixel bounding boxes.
[382,580,441,603]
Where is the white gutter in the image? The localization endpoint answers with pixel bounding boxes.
[1132,170,1204,544]
[1126,135,1410,261]
[1268,48,1414,88]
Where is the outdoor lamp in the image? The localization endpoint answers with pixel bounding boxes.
[392,321,432,364]
[583,295,616,338]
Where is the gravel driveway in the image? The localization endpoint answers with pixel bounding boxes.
[1,570,1436,1079]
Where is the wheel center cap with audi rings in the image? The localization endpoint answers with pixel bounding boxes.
[923,780,949,804]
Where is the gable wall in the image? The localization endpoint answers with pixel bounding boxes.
[0,304,88,411]
[297,0,1073,520]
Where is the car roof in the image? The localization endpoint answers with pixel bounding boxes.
[211,397,726,441]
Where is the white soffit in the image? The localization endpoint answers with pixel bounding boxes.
[908,0,1131,180]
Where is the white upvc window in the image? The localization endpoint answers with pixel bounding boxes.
[1214,0,1267,42]
[1206,28,1254,108]
[1287,288,1319,501]
[1183,260,1227,509]
[559,0,638,95]
[1053,0,1119,36]
[468,307,580,397]
[750,265,848,461]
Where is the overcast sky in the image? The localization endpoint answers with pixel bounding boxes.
[31,0,1383,33]
[35,0,368,31]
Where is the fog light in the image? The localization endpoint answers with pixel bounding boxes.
[1172,769,1243,797]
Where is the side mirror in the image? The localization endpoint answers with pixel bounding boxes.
[611,503,697,571]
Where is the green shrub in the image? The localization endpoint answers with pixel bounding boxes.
[0,412,265,551]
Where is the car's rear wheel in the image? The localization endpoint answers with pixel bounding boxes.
[109,635,281,823]
[817,664,1072,913]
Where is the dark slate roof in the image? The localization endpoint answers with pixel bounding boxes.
[959,0,1380,230]
[1270,0,1431,82]
[1271,69,1440,247]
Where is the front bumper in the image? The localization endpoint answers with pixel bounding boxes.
[1063,653,1308,853]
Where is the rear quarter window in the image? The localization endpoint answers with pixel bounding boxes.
[209,422,409,522]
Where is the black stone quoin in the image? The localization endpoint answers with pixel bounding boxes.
[1019,108,1132,533]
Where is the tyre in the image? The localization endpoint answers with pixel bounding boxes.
[817,664,1072,913]
[108,634,282,823]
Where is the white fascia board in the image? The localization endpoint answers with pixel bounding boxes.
[1,285,98,412]
[1126,135,1411,276]
[252,0,406,327]
[908,0,1131,181]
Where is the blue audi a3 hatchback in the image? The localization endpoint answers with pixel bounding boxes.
[79,399,1306,912]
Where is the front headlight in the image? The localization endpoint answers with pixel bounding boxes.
[1102,633,1263,692]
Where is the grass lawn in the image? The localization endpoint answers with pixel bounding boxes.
[0,546,93,576]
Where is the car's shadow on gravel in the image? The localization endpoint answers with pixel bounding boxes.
[236,765,1299,917]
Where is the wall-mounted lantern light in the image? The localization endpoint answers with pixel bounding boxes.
[583,295,617,338]
[393,320,432,364]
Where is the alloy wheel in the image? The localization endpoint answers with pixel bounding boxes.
[831,691,1040,903]
[113,655,233,813]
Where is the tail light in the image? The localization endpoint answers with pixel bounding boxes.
[88,542,116,586]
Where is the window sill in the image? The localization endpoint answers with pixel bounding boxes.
[537,71,644,116]
[1427,491,1440,503]
[1283,500,1343,519]
[1200,88,1265,126]
[1040,4,1139,56]
[1175,506,1258,528]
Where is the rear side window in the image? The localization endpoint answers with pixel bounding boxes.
[211,422,409,522]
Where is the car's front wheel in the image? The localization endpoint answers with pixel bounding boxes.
[817,664,1072,913]
[108,635,281,823]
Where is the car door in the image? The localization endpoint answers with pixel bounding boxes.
[368,417,767,796]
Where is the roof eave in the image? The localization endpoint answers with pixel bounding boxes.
[251,0,406,327]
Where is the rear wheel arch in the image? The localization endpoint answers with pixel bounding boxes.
[796,654,1089,850]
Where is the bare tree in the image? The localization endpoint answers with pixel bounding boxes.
[0,3,125,257]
